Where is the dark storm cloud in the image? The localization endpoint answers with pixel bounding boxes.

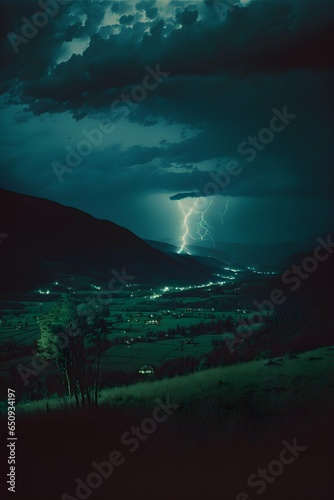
[1,0,333,118]
[170,192,201,200]
[119,14,135,25]
[176,8,199,26]
[146,7,159,20]
[142,116,159,126]
[64,21,85,42]
[111,145,163,167]
[111,2,131,14]
[0,0,333,244]
[136,1,156,14]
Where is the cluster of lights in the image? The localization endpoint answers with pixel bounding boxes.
[223,266,243,273]
[158,280,233,294]
[147,281,224,298]
[246,267,278,275]
[214,273,236,280]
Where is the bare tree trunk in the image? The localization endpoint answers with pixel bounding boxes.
[64,369,71,398]
[73,340,89,407]
[74,386,80,408]
[94,340,101,406]
[79,381,85,407]
[56,360,71,401]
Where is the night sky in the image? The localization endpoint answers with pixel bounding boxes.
[0,0,333,246]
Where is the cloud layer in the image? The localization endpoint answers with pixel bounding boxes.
[0,0,333,243]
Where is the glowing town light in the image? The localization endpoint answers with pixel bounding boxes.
[91,284,101,290]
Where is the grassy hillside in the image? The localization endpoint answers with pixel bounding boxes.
[0,189,214,292]
[13,345,334,430]
[1,345,333,500]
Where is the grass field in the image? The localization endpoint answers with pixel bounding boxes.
[0,284,253,377]
[0,288,332,500]
[10,345,334,422]
[99,334,225,372]
[2,345,333,500]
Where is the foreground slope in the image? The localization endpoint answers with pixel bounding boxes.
[2,346,333,500]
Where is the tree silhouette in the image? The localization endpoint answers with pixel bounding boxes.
[37,294,110,407]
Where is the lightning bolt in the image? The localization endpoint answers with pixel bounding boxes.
[219,199,229,224]
[177,197,215,254]
[195,198,215,244]
[177,201,196,254]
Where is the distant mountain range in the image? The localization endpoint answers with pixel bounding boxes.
[151,237,324,269]
[0,189,214,292]
[1,189,332,294]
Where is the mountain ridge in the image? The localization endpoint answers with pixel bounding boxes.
[0,189,213,292]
